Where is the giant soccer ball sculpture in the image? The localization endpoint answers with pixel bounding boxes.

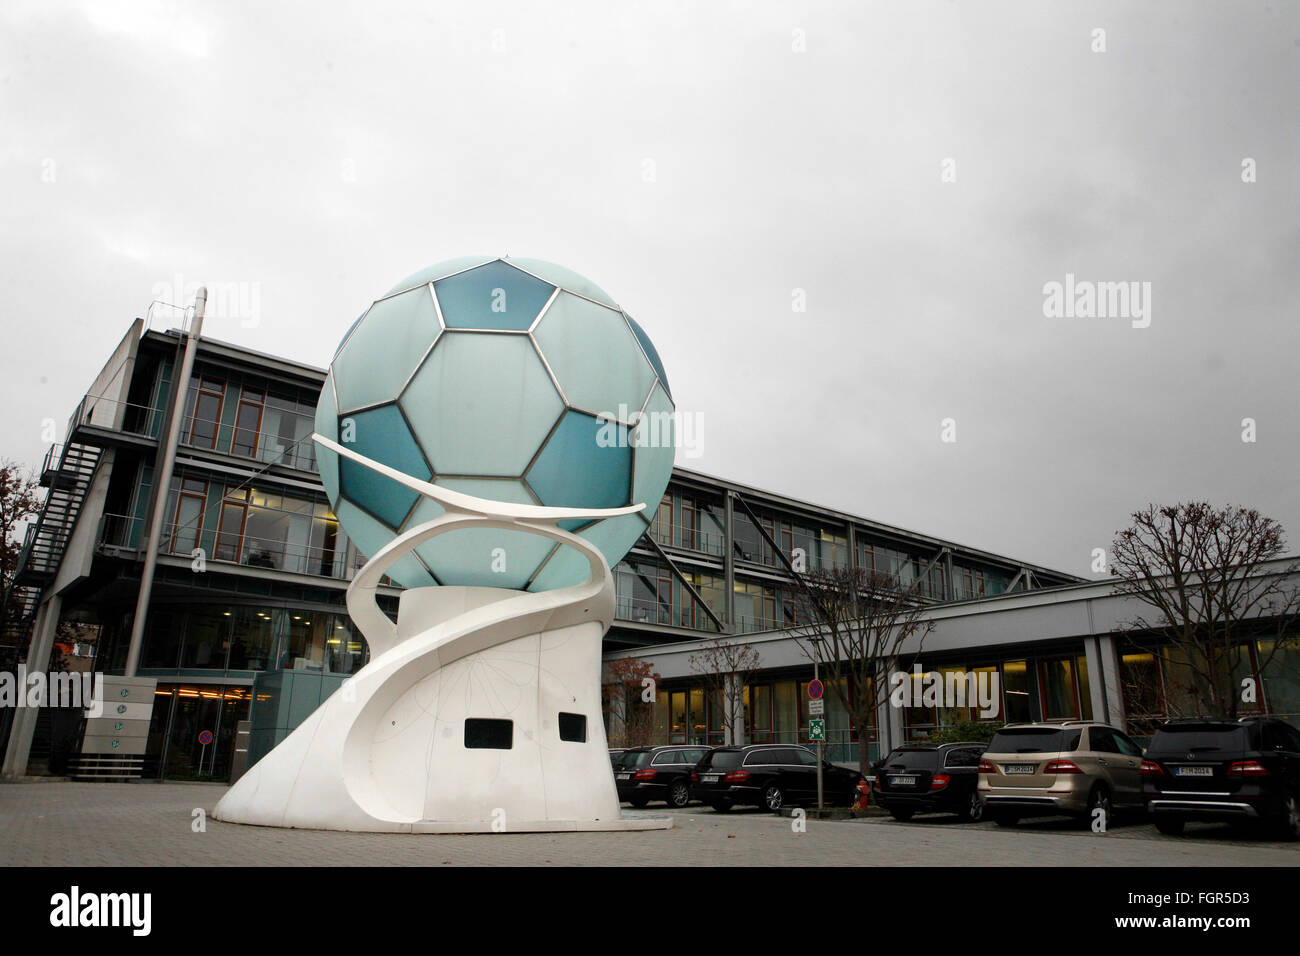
[214,256,675,832]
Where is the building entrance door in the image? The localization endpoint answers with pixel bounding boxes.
[154,685,251,780]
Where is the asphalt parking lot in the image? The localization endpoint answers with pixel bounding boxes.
[1,781,1297,866]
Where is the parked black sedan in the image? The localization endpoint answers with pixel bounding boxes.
[871,742,988,822]
[690,744,863,812]
[614,745,712,808]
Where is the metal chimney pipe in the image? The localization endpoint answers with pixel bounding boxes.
[124,287,206,676]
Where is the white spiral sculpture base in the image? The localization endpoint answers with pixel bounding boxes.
[212,437,670,834]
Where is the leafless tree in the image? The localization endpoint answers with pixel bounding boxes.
[602,657,661,748]
[0,461,43,597]
[688,637,761,745]
[1109,502,1300,720]
[790,565,934,775]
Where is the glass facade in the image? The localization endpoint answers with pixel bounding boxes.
[139,605,367,677]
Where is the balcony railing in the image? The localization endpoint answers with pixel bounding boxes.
[649,526,726,557]
[615,595,721,632]
[70,392,320,474]
[99,513,353,581]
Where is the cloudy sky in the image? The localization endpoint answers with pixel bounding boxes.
[1,0,1296,579]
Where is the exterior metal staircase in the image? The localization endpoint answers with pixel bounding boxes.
[2,441,102,650]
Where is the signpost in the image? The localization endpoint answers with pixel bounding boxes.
[809,677,824,812]
[198,729,213,775]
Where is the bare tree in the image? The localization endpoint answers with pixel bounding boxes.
[689,637,761,746]
[602,657,661,748]
[0,461,43,597]
[1109,502,1300,720]
[790,566,934,775]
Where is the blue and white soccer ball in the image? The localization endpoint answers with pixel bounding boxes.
[315,256,675,590]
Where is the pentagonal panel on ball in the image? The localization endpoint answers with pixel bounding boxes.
[505,258,620,309]
[526,410,632,510]
[533,292,656,417]
[337,403,432,529]
[333,285,441,412]
[433,260,555,331]
[401,331,563,477]
[384,256,497,296]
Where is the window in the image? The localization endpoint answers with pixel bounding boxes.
[558,712,587,743]
[169,477,208,555]
[214,489,249,562]
[1088,727,1118,753]
[231,387,265,458]
[680,496,698,550]
[1001,660,1032,723]
[185,377,224,449]
[1113,733,1144,758]
[945,748,981,769]
[1039,658,1079,719]
[465,718,513,750]
[792,748,817,766]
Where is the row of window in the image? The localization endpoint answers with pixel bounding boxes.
[611,653,1096,751]
[180,370,320,473]
[157,474,353,580]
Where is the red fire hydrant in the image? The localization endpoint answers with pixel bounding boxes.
[853,777,871,811]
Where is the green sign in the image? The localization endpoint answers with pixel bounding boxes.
[808,719,825,741]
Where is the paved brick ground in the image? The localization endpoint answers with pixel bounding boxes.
[2,781,1297,866]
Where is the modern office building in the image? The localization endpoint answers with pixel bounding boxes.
[3,313,1295,777]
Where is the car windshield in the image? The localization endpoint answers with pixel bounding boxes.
[1151,725,1251,754]
[987,728,1081,754]
[881,749,941,770]
[702,750,743,770]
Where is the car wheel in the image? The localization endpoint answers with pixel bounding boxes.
[1275,791,1300,842]
[763,784,785,812]
[960,791,984,822]
[993,813,1020,827]
[668,780,691,809]
[1154,817,1185,836]
[709,800,732,813]
[628,796,650,809]
[888,807,915,822]
[1086,785,1112,828]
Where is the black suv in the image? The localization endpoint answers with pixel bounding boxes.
[614,745,712,808]
[690,744,863,812]
[872,742,989,822]
[1141,717,1300,839]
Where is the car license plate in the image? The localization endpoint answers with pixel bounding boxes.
[1175,766,1213,777]
[1005,764,1036,774]
[702,774,720,783]
[616,773,631,780]
[890,775,917,786]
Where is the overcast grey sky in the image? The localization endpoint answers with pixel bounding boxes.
[1,0,1296,579]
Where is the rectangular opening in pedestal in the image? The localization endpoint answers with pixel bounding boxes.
[558,712,587,742]
[464,718,513,749]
